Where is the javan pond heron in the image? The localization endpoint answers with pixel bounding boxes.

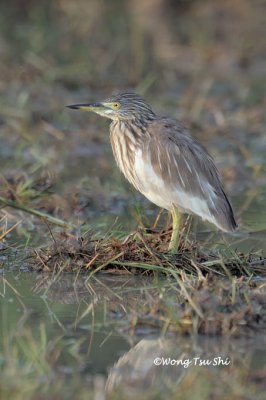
[67,92,237,252]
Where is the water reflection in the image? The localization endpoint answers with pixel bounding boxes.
[106,336,266,394]
[1,271,265,397]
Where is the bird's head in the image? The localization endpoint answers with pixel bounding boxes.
[67,91,155,122]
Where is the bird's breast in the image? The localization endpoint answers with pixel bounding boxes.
[110,121,143,190]
[110,122,175,208]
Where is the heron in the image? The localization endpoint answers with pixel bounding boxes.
[67,92,237,252]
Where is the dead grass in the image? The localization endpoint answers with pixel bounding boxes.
[30,258,266,338]
[26,227,266,338]
[0,1,265,399]
[32,228,266,277]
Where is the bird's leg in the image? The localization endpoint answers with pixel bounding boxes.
[168,206,181,253]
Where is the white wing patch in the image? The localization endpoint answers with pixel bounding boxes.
[134,149,221,228]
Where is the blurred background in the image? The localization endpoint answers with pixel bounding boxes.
[0,0,265,249]
[1,2,266,399]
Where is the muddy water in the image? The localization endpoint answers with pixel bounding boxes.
[1,271,266,397]
[0,1,265,398]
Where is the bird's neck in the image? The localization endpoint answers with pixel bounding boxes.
[110,115,155,136]
[110,119,142,149]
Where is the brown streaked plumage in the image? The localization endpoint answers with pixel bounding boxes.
[67,91,237,252]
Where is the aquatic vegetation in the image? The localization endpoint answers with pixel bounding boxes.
[0,0,265,399]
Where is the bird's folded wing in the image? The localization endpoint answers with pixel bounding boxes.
[146,118,237,231]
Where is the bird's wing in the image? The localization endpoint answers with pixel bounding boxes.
[146,118,237,232]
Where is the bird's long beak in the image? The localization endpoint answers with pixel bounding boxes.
[66,102,105,112]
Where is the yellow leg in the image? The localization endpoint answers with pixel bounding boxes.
[168,206,181,253]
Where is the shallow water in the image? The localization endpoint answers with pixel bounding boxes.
[0,1,266,398]
[1,271,266,397]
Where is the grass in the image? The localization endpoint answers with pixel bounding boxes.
[0,0,265,398]
[30,226,265,277]
[0,196,76,229]
[0,188,265,340]
[0,180,264,279]
[1,271,266,400]
[2,322,265,400]
[0,323,94,400]
[2,328,265,400]
[24,225,265,339]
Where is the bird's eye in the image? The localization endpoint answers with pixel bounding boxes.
[112,102,121,110]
